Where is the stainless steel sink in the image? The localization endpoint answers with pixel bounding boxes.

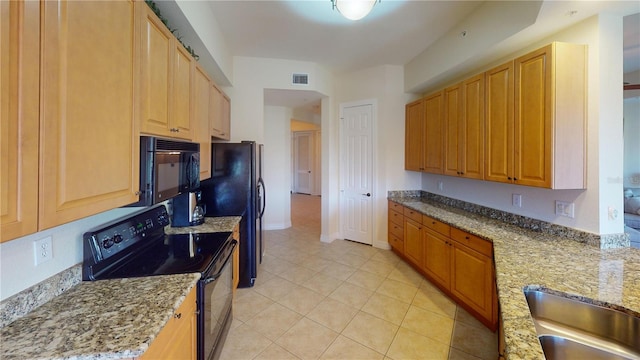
[524,289,640,360]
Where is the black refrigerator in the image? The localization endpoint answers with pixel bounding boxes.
[200,141,265,288]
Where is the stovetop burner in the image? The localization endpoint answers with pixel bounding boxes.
[82,205,232,281]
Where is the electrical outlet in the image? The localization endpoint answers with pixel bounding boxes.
[512,194,522,207]
[438,181,443,191]
[555,201,575,218]
[34,236,53,266]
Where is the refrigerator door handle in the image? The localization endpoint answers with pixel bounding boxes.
[257,178,266,218]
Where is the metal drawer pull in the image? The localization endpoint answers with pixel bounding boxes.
[174,313,182,319]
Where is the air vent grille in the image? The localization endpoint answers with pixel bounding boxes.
[292,73,309,85]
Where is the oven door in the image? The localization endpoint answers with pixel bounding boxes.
[199,240,236,360]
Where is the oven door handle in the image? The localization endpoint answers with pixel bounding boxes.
[203,240,237,285]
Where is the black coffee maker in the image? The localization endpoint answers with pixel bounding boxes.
[171,190,205,227]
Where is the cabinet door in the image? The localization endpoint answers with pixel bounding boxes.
[485,61,514,184]
[423,229,450,289]
[194,64,211,180]
[423,91,444,174]
[211,84,230,140]
[139,4,172,137]
[405,99,424,171]
[444,84,462,176]
[221,93,231,140]
[404,218,423,268]
[140,286,197,360]
[172,45,193,140]
[39,0,139,229]
[461,74,485,180]
[450,242,495,327]
[514,46,552,188]
[0,0,39,241]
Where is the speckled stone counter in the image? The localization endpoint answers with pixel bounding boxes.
[389,195,640,360]
[0,273,199,360]
[0,216,240,359]
[165,216,241,235]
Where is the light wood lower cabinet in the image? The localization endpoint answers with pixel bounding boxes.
[388,201,497,331]
[139,286,197,360]
[423,228,451,290]
[404,218,423,268]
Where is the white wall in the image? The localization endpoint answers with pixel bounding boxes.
[333,65,420,248]
[229,57,334,240]
[624,97,640,188]
[0,207,141,301]
[229,57,332,143]
[263,106,292,230]
[418,14,625,236]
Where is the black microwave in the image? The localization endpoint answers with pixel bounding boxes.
[132,136,200,206]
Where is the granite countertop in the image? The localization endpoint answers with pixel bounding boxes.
[389,196,640,359]
[165,216,241,235]
[0,216,242,360]
[0,273,200,360]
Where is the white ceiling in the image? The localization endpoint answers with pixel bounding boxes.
[206,1,640,108]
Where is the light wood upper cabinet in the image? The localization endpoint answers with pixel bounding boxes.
[444,83,462,176]
[172,45,194,140]
[39,0,139,230]
[405,99,425,171]
[485,61,515,184]
[194,63,212,180]
[461,74,485,180]
[139,4,172,138]
[1,0,40,242]
[211,83,230,140]
[514,43,586,189]
[411,42,585,189]
[140,3,193,140]
[444,75,485,179]
[139,286,197,360]
[423,91,444,174]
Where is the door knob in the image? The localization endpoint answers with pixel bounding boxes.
[362,193,371,197]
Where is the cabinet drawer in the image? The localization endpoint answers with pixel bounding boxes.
[388,219,404,239]
[389,209,404,226]
[389,233,404,252]
[422,215,450,237]
[451,228,492,257]
[404,207,422,223]
[388,200,404,213]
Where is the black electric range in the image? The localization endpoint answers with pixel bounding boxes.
[82,204,236,360]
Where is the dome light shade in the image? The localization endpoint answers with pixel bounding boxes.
[331,0,379,21]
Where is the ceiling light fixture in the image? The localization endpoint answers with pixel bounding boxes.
[331,0,380,21]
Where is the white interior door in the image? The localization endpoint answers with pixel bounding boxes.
[341,103,373,245]
[293,131,313,194]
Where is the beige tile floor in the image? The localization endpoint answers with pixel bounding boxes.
[220,194,498,360]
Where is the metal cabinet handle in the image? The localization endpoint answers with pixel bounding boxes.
[174,313,182,319]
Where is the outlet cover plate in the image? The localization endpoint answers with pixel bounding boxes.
[555,201,575,218]
[34,236,53,266]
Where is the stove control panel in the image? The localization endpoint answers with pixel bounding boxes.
[84,205,171,262]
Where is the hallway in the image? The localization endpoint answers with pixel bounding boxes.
[221,194,498,359]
